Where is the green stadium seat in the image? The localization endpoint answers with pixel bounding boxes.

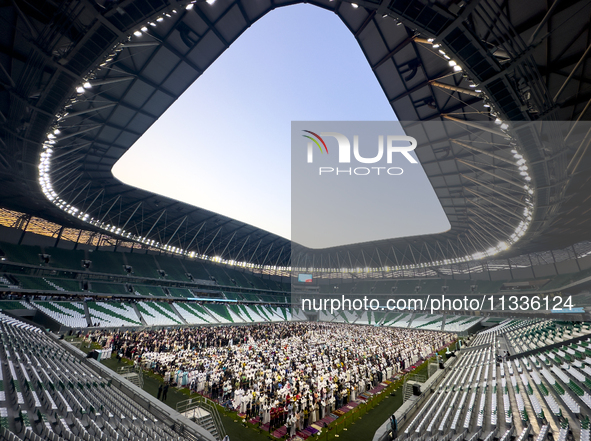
[154,255,190,281]
[0,242,43,266]
[87,251,126,274]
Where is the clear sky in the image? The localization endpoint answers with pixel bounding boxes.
[112,3,449,244]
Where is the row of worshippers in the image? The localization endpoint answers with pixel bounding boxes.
[88,321,454,432]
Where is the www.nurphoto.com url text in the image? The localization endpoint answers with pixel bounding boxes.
[300,294,575,315]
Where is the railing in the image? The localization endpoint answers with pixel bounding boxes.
[428,360,439,378]
[177,396,226,441]
[403,374,427,403]
[117,364,144,389]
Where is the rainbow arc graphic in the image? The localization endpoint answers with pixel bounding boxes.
[302,130,328,154]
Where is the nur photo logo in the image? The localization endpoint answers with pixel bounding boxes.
[302,130,328,155]
[303,130,419,176]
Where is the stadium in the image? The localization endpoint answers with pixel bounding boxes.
[1,0,591,441]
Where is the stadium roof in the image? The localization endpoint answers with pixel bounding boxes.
[1,0,590,271]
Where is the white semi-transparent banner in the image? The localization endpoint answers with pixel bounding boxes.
[290,120,590,323]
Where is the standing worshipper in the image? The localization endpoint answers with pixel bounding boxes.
[289,413,297,438]
[163,383,169,402]
[157,384,163,400]
[286,414,293,438]
[390,414,398,439]
[263,400,270,425]
[310,401,318,425]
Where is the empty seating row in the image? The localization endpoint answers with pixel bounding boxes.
[0,313,188,441]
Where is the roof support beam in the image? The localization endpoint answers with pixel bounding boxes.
[273,246,285,269]
[450,138,515,164]
[460,174,527,206]
[442,114,505,136]
[220,230,237,259]
[372,36,414,71]
[143,209,166,241]
[456,158,524,188]
[249,239,263,264]
[55,125,102,141]
[467,199,518,229]
[98,195,121,225]
[553,41,591,103]
[435,0,484,41]
[261,243,274,267]
[202,227,223,257]
[431,81,482,98]
[354,11,376,38]
[527,0,563,46]
[469,208,511,238]
[165,216,187,247]
[463,187,522,219]
[185,222,206,253]
[469,213,506,241]
[62,104,117,119]
[120,202,142,232]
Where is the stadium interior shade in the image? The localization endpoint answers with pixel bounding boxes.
[1,1,591,441]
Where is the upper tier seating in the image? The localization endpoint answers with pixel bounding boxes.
[45,247,86,271]
[124,252,159,278]
[86,251,126,275]
[0,242,43,265]
[154,255,189,281]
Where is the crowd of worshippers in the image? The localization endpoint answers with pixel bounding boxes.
[86,322,454,432]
